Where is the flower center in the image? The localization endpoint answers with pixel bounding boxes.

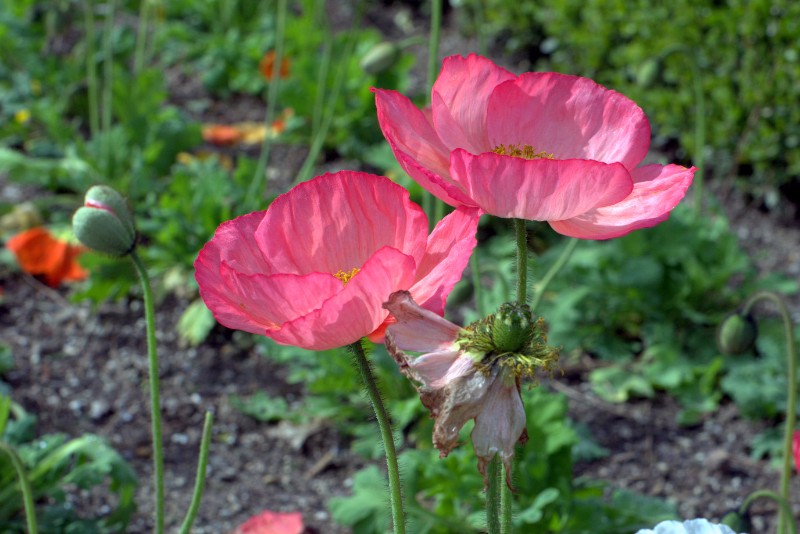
[492,143,554,160]
[333,267,360,284]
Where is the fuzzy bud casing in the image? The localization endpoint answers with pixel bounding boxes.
[717,312,757,355]
[72,185,136,257]
[492,303,533,353]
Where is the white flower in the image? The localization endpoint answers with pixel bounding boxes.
[635,519,744,534]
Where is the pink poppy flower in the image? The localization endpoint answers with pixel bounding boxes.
[194,171,479,351]
[793,430,800,475]
[383,290,557,486]
[373,53,695,240]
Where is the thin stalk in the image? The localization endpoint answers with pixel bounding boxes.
[739,489,797,534]
[0,442,38,534]
[530,238,578,312]
[131,251,165,534]
[246,0,287,210]
[179,411,214,534]
[348,341,406,534]
[514,219,528,303]
[741,291,797,534]
[83,0,99,138]
[471,253,484,316]
[500,463,512,533]
[133,0,150,75]
[485,456,501,534]
[310,0,331,137]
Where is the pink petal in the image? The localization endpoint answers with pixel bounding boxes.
[793,430,800,474]
[231,509,304,534]
[383,290,462,352]
[269,247,417,351]
[431,54,516,154]
[373,89,474,208]
[549,164,695,240]
[409,206,481,314]
[471,372,526,485]
[195,211,269,277]
[215,265,342,332]
[449,149,633,220]
[256,171,428,275]
[409,351,476,388]
[486,72,651,170]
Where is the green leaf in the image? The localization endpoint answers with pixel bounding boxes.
[230,392,291,423]
[177,299,217,346]
[329,465,390,533]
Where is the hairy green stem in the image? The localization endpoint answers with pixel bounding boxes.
[486,456,502,533]
[530,238,578,312]
[741,292,797,534]
[515,219,528,303]
[131,251,165,534]
[0,442,38,534]
[246,0,287,210]
[348,341,405,534]
[500,463,512,533]
[179,411,214,534]
[739,489,797,534]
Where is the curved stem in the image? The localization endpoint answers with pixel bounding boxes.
[179,411,214,534]
[739,489,797,534]
[741,291,796,534]
[485,456,501,534]
[530,238,578,312]
[348,341,406,534]
[0,442,38,534]
[131,251,165,534]
[514,219,528,303]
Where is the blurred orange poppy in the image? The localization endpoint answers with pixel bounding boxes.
[202,124,243,146]
[6,227,87,287]
[259,50,290,81]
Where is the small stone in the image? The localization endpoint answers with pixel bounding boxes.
[89,399,111,420]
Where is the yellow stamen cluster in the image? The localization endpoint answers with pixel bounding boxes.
[493,143,554,160]
[333,267,360,284]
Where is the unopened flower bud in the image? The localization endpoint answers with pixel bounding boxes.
[492,303,534,353]
[72,185,136,256]
[717,312,757,355]
[360,42,399,75]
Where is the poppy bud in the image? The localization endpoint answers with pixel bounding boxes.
[720,509,750,533]
[492,302,534,353]
[72,185,136,257]
[360,42,399,75]
[717,312,757,355]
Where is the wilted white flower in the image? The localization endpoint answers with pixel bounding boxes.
[636,519,743,534]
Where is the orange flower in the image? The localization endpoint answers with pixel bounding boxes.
[202,124,242,146]
[258,50,290,81]
[6,227,87,287]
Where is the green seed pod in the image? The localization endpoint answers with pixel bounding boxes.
[359,42,400,75]
[717,312,757,355]
[491,302,534,353]
[72,185,136,257]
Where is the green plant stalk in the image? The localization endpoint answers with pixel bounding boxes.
[133,0,150,75]
[0,442,38,534]
[179,411,214,534]
[310,0,331,137]
[692,63,705,217]
[500,462,512,533]
[131,251,165,534]
[485,455,501,534]
[739,489,797,534]
[515,219,528,303]
[246,0,287,210]
[530,237,578,312]
[348,341,406,534]
[741,291,797,534]
[471,253,484,316]
[83,0,99,139]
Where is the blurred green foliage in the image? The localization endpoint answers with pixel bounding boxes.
[456,0,800,206]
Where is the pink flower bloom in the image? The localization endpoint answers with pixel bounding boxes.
[374,53,695,240]
[793,430,800,475]
[383,290,530,486]
[195,171,479,351]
